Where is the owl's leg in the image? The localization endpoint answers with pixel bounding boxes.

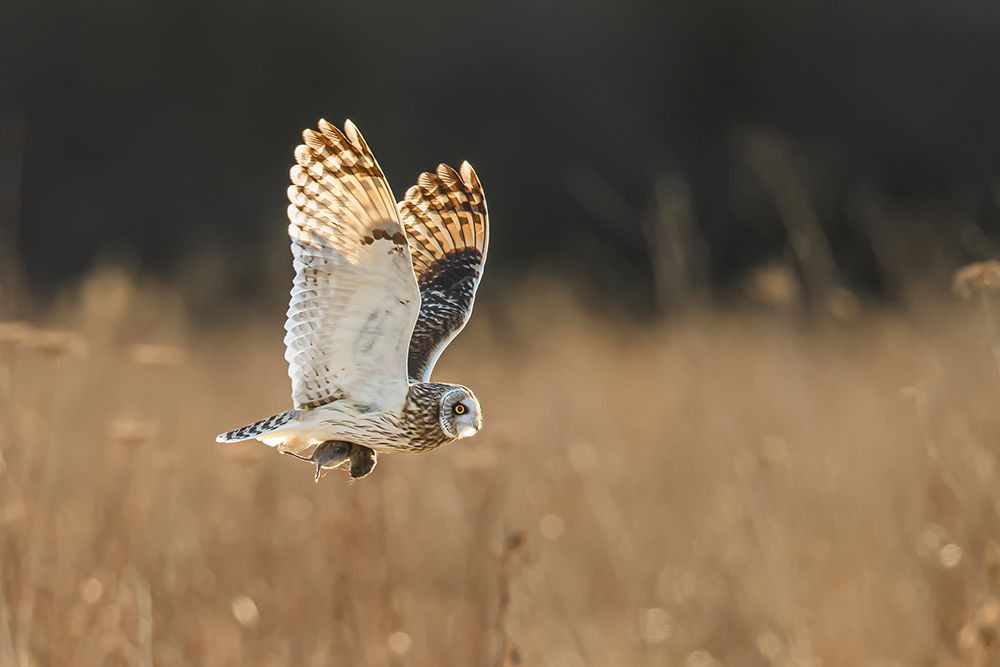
[285,440,352,482]
[347,445,378,479]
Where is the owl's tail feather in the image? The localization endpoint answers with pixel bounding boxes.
[216,409,300,443]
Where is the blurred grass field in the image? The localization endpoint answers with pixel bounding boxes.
[3,268,1000,666]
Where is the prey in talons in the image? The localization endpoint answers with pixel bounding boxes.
[285,441,378,482]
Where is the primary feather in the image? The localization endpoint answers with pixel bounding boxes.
[284,119,420,411]
[399,162,489,381]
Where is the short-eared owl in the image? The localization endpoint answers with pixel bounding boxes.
[217,119,488,481]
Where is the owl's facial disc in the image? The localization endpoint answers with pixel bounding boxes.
[441,387,483,440]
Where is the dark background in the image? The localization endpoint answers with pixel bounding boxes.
[4,0,1000,312]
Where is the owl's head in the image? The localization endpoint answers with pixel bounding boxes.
[439,385,483,440]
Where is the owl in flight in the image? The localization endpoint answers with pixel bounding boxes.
[217,119,488,481]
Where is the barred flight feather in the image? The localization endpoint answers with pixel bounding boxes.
[284,119,420,411]
[398,161,489,382]
[216,409,299,443]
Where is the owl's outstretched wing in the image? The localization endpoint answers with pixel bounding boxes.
[285,119,420,411]
[398,162,489,382]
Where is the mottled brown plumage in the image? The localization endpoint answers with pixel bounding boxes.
[398,382,481,451]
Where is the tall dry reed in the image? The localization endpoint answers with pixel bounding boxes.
[2,270,1000,666]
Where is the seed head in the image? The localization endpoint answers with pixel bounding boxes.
[108,417,157,447]
[745,262,800,308]
[0,321,33,347]
[129,344,185,367]
[953,261,1000,300]
[23,329,87,358]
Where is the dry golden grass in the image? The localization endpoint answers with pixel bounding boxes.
[4,271,1000,666]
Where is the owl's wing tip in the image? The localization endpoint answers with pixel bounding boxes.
[459,161,479,186]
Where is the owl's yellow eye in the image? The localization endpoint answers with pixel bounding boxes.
[453,404,466,415]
